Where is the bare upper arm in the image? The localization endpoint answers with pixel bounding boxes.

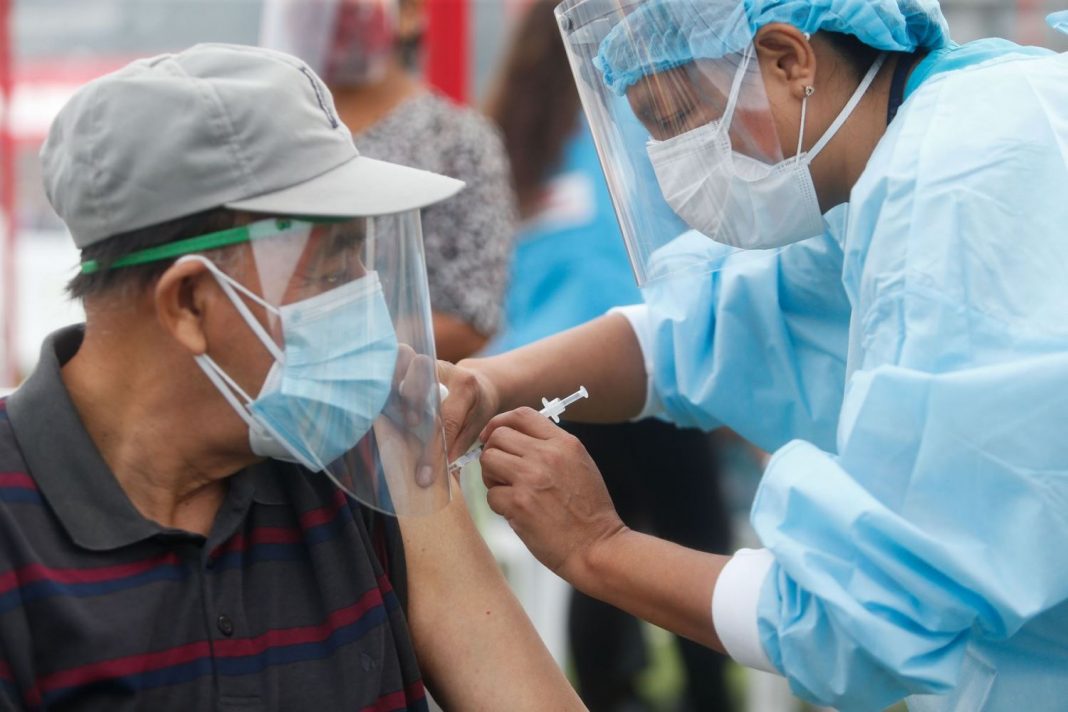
[397,476,585,711]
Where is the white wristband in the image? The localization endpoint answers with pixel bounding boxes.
[712,548,778,674]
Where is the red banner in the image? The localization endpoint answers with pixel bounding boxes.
[425,0,469,104]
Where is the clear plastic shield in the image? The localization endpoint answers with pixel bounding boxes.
[555,0,798,286]
[196,214,450,516]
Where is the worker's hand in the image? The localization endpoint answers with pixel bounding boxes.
[479,407,627,581]
[376,344,446,494]
[436,359,502,461]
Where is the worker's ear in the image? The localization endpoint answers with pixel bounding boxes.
[754,23,818,102]
[154,258,215,356]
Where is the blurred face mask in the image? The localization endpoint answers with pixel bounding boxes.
[647,49,887,249]
[183,255,399,472]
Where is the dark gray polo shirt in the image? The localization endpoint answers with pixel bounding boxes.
[0,327,426,711]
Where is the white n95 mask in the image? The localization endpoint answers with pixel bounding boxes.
[647,49,887,250]
[183,255,398,472]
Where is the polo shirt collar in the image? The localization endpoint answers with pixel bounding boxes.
[6,326,283,551]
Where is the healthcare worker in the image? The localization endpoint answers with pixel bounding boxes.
[437,1,1068,710]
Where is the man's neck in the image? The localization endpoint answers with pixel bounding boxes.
[61,324,250,536]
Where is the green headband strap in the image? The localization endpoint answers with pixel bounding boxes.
[79,216,350,275]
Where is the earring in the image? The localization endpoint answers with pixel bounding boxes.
[804,86,816,97]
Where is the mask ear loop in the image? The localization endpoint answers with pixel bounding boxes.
[193,353,259,428]
[176,254,285,363]
[719,43,755,138]
[803,52,888,163]
[797,85,815,164]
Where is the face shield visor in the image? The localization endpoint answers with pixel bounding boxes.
[555,0,820,286]
[260,0,398,87]
[83,214,449,516]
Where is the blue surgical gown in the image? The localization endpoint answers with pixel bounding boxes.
[488,122,641,353]
[636,40,1068,711]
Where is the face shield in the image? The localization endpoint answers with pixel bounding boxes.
[260,0,398,86]
[83,213,449,516]
[555,0,817,285]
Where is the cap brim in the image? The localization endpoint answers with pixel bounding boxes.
[225,155,465,218]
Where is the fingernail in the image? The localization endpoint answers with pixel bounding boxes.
[417,465,434,487]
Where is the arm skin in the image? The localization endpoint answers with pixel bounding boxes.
[399,474,586,711]
[439,313,647,460]
[478,407,733,654]
[433,311,489,364]
[580,531,730,653]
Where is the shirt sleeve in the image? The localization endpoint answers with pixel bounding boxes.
[607,303,663,421]
[636,225,852,453]
[420,108,517,337]
[749,57,1068,711]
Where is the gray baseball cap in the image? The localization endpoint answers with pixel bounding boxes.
[41,43,464,249]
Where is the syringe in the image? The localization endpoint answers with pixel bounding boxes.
[448,386,590,473]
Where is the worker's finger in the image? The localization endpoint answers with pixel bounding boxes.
[480,406,560,444]
[438,361,496,461]
[480,447,526,487]
[398,353,436,428]
[483,424,541,459]
[485,483,517,520]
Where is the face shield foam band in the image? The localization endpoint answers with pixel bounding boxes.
[78,216,349,275]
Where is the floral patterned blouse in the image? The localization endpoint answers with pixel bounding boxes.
[355,91,517,337]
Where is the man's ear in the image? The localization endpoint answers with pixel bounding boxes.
[754,23,817,102]
[155,259,214,356]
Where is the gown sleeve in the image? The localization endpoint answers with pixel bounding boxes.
[748,53,1068,710]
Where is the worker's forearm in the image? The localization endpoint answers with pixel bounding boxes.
[570,528,730,653]
[460,313,647,423]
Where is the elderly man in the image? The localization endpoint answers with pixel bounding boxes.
[0,44,581,711]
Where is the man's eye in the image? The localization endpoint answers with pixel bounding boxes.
[321,271,348,286]
[303,270,348,288]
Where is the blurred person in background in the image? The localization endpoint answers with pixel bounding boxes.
[486,4,733,711]
[260,0,516,363]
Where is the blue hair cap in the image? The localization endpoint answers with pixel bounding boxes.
[595,0,951,95]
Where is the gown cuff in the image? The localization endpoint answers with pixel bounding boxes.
[713,548,778,674]
[608,304,663,420]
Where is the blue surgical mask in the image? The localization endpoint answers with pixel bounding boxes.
[183,255,399,471]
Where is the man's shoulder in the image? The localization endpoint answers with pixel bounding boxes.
[0,399,43,513]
